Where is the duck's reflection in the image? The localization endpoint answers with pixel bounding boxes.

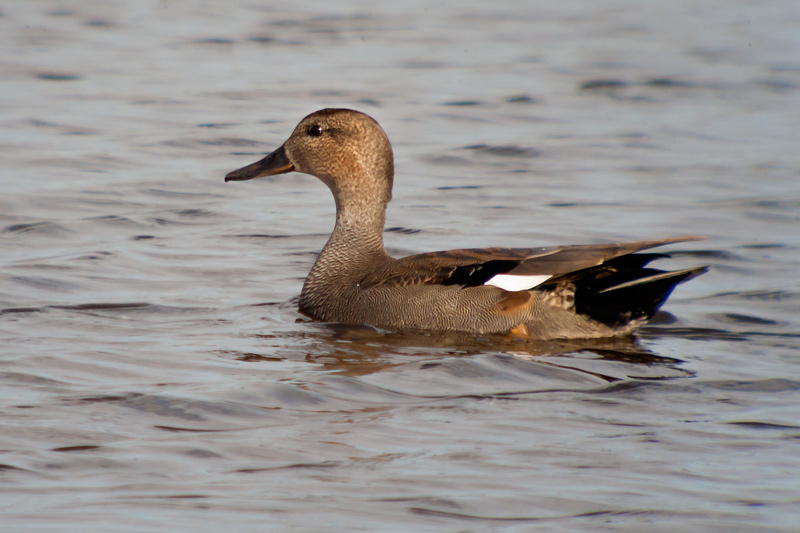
[239,312,692,383]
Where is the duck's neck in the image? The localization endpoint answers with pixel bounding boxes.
[329,198,388,260]
[304,193,390,290]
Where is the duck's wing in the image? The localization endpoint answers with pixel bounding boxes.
[361,236,705,291]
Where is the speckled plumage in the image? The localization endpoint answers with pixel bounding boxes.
[226,108,707,339]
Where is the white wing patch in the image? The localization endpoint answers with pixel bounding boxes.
[485,274,552,292]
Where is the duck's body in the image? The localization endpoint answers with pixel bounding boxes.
[226,108,706,339]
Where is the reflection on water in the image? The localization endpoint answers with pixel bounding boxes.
[240,320,694,384]
[2,0,800,530]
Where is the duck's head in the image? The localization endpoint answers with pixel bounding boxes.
[225,108,394,207]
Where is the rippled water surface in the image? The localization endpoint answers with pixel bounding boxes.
[2,1,800,530]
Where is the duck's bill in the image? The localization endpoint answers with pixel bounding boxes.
[224,145,295,182]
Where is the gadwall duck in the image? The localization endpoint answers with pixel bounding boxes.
[226,108,706,339]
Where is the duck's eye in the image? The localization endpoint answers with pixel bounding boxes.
[307,124,323,137]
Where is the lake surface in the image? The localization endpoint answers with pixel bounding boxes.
[2,1,800,530]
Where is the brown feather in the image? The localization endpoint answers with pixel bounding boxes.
[361,236,704,289]
[492,290,533,315]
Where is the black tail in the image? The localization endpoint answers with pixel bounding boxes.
[568,254,708,327]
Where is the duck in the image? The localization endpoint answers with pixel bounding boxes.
[225,108,707,339]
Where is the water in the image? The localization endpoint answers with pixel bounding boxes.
[2,1,800,530]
